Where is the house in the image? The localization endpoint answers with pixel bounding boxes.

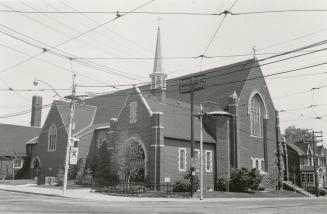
[30,27,279,189]
[0,95,42,179]
[285,141,327,188]
[0,124,41,179]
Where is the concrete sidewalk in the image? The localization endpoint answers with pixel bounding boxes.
[0,183,323,202]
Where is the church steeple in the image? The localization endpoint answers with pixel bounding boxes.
[150,27,167,101]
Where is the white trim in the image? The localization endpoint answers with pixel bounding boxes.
[251,157,265,171]
[205,150,213,173]
[248,90,269,119]
[72,105,98,137]
[13,159,23,169]
[135,86,153,116]
[150,144,165,147]
[47,123,57,152]
[95,125,110,130]
[178,148,187,172]
[151,126,164,129]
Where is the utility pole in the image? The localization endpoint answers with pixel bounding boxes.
[63,71,77,196]
[179,74,205,197]
[311,131,323,197]
[199,104,204,200]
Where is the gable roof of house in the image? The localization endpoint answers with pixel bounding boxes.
[292,141,322,157]
[287,142,306,155]
[144,94,216,143]
[0,124,41,156]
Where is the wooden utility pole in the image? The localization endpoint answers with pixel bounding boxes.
[179,74,205,197]
[311,131,323,197]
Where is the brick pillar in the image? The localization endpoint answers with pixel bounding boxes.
[151,112,164,186]
[107,118,117,150]
[263,116,268,171]
[215,116,231,180]
[107,118,117,175]
[228,91,239,169]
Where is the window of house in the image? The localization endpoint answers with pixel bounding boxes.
[251,157,265,171]
[48,124,57,151]
[205,150,213,173]
[13,159,23,169]
[194,149,200,161]
[309,173,314,183]
[250,95,262,137]
[129,101,137,123]
[178,148,186,172]
[97,131,106,148]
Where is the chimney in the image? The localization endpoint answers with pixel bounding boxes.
[31,95,42,127]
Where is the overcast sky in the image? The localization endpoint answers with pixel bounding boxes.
[0,0,327,144]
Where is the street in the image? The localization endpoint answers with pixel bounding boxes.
[0,190,326,214]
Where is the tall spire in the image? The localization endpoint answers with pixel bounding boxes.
[153,27,162,74]
[150,27,167,101]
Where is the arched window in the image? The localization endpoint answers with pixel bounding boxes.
[250,95,262,137]
[48,124,57,151]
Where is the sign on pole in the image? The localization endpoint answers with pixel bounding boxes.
[69,147,78,165]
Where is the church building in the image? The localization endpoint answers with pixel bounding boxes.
[30,27,279,189]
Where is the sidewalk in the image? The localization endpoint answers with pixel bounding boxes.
[0,183,323,202]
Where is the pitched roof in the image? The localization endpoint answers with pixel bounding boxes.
[144,94,216,143]
[84,89,130,125]
[81,59,256,127]
[287,142,305,155]
[142,58,256,110]
[0,124,41,156]
[54,100,97,135]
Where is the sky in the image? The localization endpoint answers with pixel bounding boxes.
[0,0,327,145]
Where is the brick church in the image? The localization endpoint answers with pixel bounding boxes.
[30,28,279,189]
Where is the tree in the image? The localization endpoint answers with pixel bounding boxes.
[284,125,311,143]
[113,133,145,184]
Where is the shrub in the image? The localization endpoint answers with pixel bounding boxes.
[215,168,263,192]
[174,170,199,192]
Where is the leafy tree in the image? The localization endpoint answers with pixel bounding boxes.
[284,125,311,143]
[113,134,145,184]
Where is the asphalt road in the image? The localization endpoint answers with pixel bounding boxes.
[0,190,326,214]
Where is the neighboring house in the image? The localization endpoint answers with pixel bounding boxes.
[285,141,327,188]
[0,124,41,179]
[31,27,279,189]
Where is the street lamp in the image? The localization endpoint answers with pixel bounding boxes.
[194,104,231,200]
[33,75,77,195]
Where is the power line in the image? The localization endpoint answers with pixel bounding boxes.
[232,9,327,15]
[0,1,153,82]
[1,8,327,15]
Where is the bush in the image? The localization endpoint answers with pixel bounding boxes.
[174,170,199,192]
[215,168,263,192]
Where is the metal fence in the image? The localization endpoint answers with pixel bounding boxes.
[92,179,190,197]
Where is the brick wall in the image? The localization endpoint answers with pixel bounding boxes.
[162,138,215,190]
[33,104,68,176]
[237,62,277,171]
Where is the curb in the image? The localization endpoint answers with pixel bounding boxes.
[0,188,65,198]
[0,187,325,202]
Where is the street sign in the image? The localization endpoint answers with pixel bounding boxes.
[69,147,78,165]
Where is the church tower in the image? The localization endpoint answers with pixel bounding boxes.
[150,27,167,101]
